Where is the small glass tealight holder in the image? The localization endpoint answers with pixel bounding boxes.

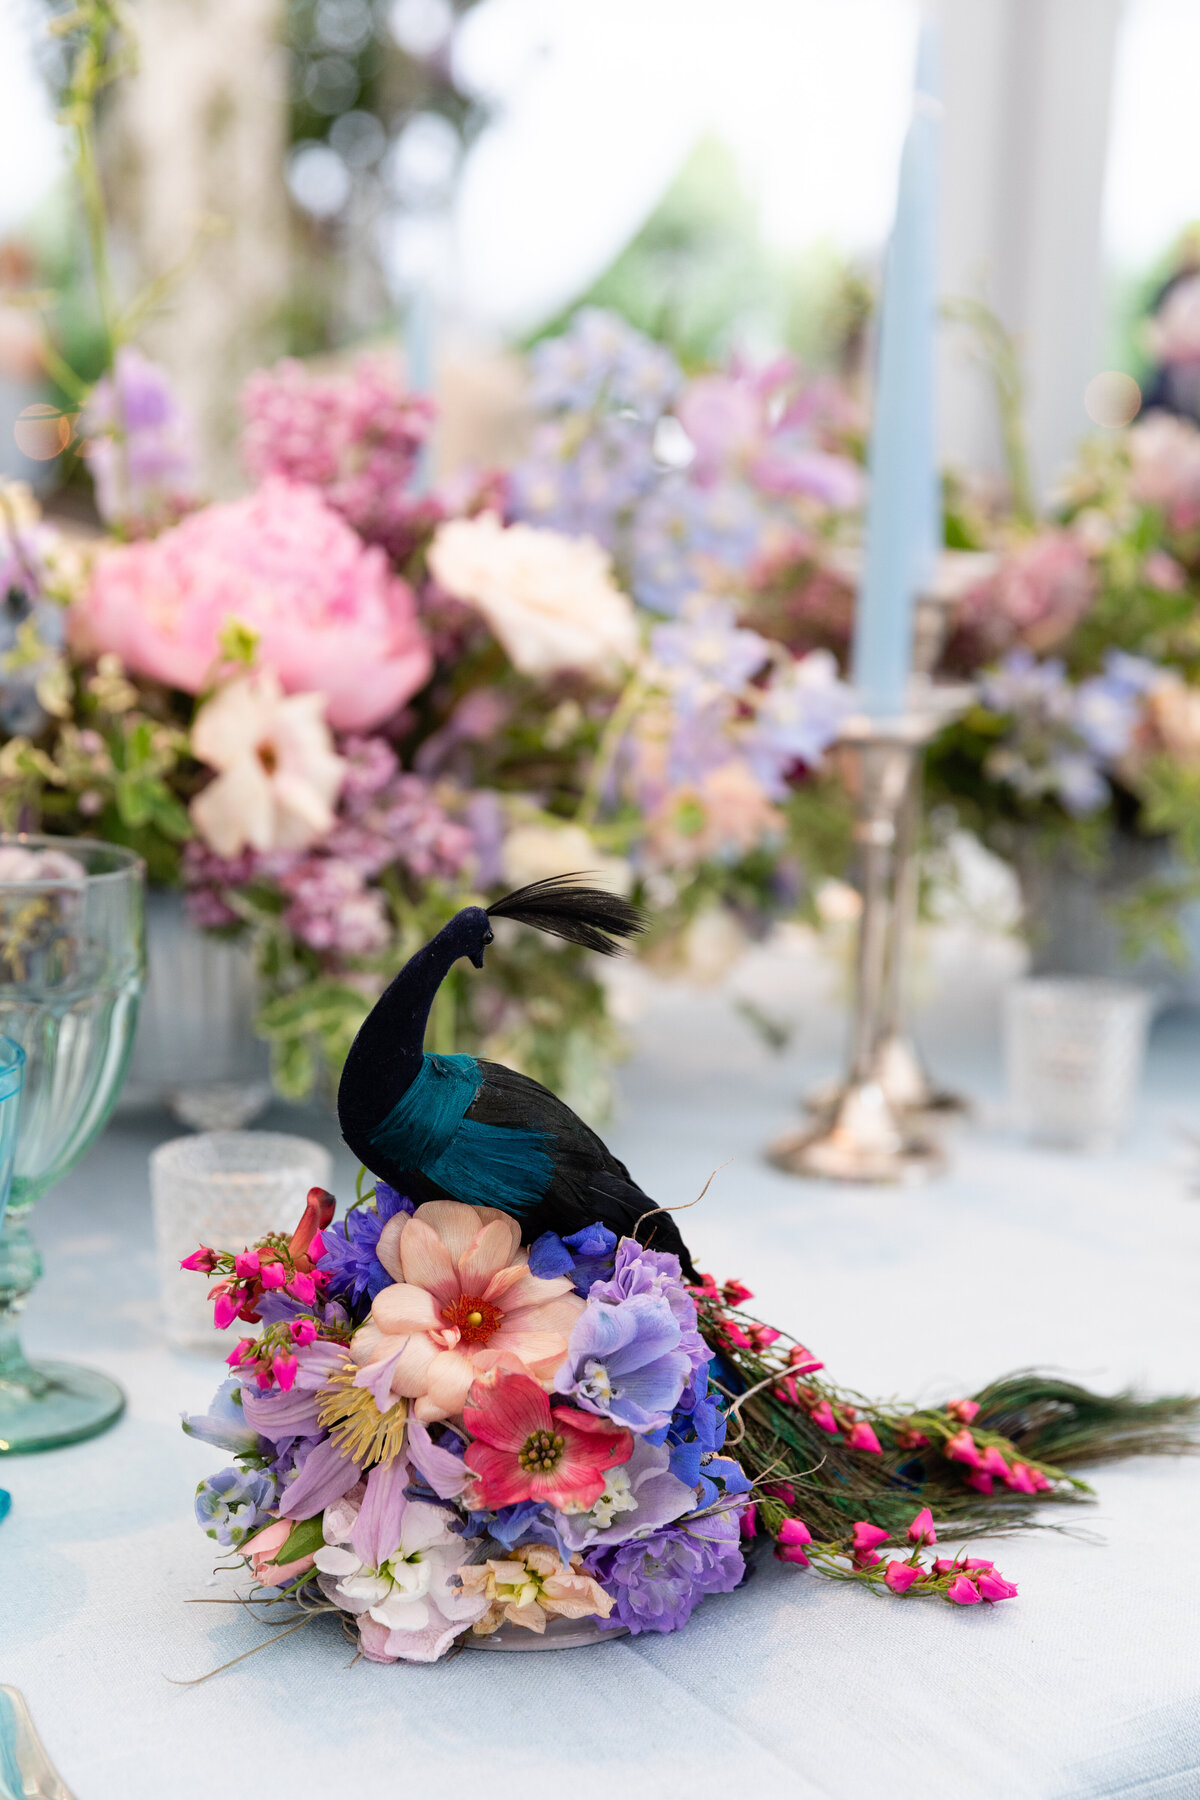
[1004,977,1152,1151]
[151,1131,332,1353]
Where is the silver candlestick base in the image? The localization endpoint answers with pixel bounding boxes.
[769,690,972,1185]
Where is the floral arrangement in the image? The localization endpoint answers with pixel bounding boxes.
[179,1182,1198,1667]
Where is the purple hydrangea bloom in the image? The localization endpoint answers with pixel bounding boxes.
[583,1506,746,1634]
[591,1239,709,1392]
[194,1465,277,1547]
[557,1292,692,1433]
[318,1183,415,1311]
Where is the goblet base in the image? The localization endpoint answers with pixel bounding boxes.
[0,1359,125,1453]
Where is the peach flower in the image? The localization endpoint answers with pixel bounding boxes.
[349,1200,583,1423]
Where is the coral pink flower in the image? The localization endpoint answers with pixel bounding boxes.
[75,476,432,730]
[349,1201,583,1423]
[884,1560,923,1594]
[246,1517,316,1589]
[908,1507,936,1547]
[462,1367,632,1512]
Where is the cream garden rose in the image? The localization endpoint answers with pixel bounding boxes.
[428,511,639,682]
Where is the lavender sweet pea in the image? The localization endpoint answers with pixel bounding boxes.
[558,1291,692,1433]
[583,1506,746,1634]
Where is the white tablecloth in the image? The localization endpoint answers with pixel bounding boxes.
[6,929,1200,1800]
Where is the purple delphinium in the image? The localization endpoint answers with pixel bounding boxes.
[583,1506,746,1634]
[650,602,771,711]
[194,1465,277,1546]
[318,1182,415,1312]
[557,1291,692,1433]
[743,649,854,798]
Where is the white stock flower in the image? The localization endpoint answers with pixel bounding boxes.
[189,669,345,857]
[428,511,639,682]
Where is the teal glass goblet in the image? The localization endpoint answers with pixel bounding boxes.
[0,837,144,1453]
[0,1036,24,1512]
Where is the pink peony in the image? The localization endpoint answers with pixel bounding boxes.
[349,1200,584,1423]
[76,477,432,730]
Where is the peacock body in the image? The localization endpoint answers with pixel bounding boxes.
[337,876,697,1274]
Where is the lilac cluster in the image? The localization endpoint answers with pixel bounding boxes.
[182,742,477,963]
[241,356,434,561]
[81,347,198,535]
[980,648,1160,815]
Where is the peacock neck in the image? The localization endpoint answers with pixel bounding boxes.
[338,915,471,1130]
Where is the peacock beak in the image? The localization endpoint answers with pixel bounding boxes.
[469,927,494,970]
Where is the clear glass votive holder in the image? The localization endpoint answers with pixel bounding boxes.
[150,1131,332,1353]
[0,1038,25,1234]
[1004,977,1152,1151]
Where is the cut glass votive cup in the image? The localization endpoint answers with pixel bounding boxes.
[1004,977,1152,1151]
[151,1130,333,1354]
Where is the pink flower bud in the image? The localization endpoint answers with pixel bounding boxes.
[286,1271,316,1304]
[884,1560,923,1594]
[213,1292,238,1331]
[722,1322,752,1350]
[853,1550,882,1568]
[1031,1469,1053,1493]
[775,1542,811,1567]
[907,1507,936,1547]
[259,1261,286,1289]
[722,1279,754,1305]
[750,1325,781,1348]
[895,1428,929,1450]
[847,1421,882,1454]
[976,1571,1018,1602]
[273,1353,298,1391]
[764,1481,796,1507]
[946,1575,982,1605]
[964,1558,994,1571]
[944,1428,982,1469]
[946,1397,980,1424]
[255,1367,273,1391]
[226,1337,256,1368]
[788,1343,824,1374]
[774,1377,800,1407]
[851,1521,890,1555]
[933,1559,956,1576]
[1005,1462,1037,1494]
[309,1230,326,1261]
[290,1318,318,1346]
[981,1445,1009,1478]
[778,1517,813,1547]
[180,1247,218,1273]
[233,1251,261,1279]
[739,1504,758,1540]
[965,1471,994,1495]
[810,1400,839,1434]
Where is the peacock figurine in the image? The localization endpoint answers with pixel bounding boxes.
[337,875,699,1278]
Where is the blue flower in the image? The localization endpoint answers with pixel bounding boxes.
[194,1465,277,1546]
[528,1221,618,1296]
[557,1292,691,1433]
[181,1377,265,1456]
[318,1182,414,1311]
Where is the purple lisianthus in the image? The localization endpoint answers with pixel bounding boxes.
[195,1465,277,1547]
[318,1183,415,1311]
[583,1506,746,1634]
[557,1291,692,1433]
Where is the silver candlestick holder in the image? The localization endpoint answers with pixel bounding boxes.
[769,678,976,1185]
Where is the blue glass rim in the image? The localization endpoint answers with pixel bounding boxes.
[0,1036,25,1101]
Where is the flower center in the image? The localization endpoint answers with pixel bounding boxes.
[518,1429,564,1473]
[256,739,278,776]
[440,1294,504,1345]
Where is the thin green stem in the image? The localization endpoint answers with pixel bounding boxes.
[576,670,646,831]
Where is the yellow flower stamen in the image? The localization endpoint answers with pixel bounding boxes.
[316,1361,408,1466]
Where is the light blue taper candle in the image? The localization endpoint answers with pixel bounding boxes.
[851,20,942,719]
